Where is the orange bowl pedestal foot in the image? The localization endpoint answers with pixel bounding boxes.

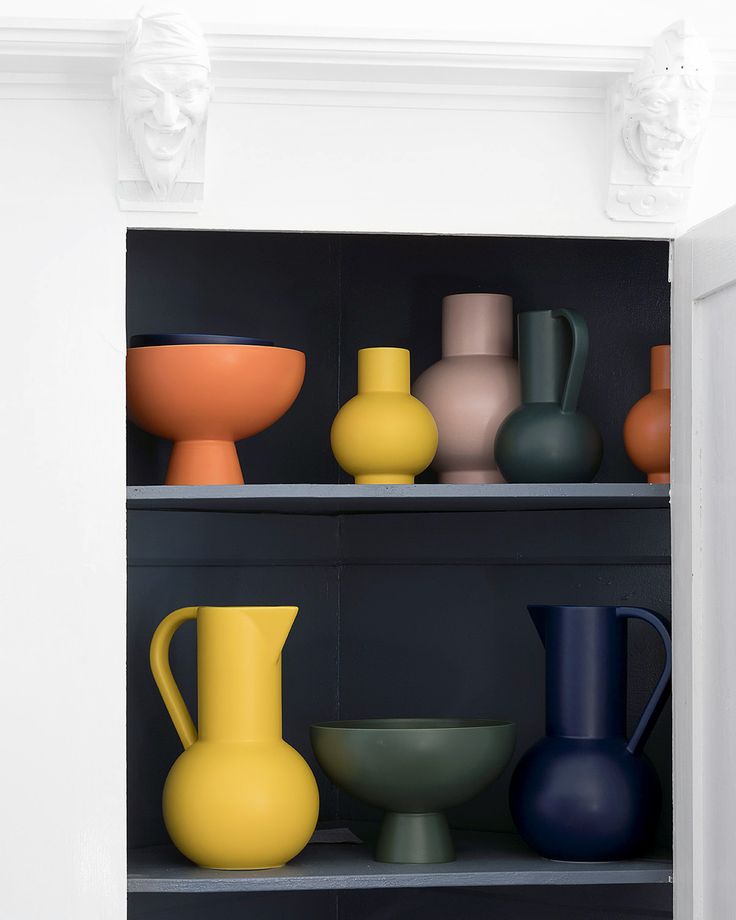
[166,440,244,485]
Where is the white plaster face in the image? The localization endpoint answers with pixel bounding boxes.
[623,75,711,185]
[121,62,211,199]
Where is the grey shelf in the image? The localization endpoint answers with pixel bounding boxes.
[127,483,669,514]
[128,833,672,893]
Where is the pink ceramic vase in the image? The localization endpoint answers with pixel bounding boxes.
[413,293,520,483]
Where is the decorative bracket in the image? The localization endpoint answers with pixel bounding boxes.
[116,8,211,212]
[606,20,714,223]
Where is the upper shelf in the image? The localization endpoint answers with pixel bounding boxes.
[127,483,669,514]
[128,833,672,893]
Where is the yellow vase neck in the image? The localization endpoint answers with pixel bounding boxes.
[357,347,410,394]
[197,606,297,742]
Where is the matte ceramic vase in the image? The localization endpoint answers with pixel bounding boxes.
[494,309,602,482]
[412,293,520,483]
[331,347,438,484]
[623,345,671,484]
[127,342,305,485]
[510,604,672,861]
[150,605,319,869]
[311,719,515,863]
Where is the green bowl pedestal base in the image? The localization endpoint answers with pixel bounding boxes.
[375,812,455,864]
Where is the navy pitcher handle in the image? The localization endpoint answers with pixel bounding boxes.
[551,308,588,415]
[616,607,672,755]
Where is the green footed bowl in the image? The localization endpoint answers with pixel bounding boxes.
[310,718,516,864]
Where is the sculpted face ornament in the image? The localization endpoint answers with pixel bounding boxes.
[622,21,714,186]
[118,9,211,208]
[606,21,714,222]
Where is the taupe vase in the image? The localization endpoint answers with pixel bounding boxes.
[413,293,520,483]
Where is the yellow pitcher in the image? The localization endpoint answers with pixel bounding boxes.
[150,605,319,869]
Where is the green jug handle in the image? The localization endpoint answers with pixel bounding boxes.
[150,606,199,750]
[616,607,672,756]
[551,308,588,414]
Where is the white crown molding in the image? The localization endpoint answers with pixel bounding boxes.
[1,19,736,114]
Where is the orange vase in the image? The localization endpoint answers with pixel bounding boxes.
[623,345,670,484]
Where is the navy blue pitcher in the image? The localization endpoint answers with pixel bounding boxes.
[510,605,671,861]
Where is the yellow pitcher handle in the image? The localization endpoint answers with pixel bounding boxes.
[150,606,199,750]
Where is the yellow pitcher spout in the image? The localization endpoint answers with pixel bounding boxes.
[252,605,298,663]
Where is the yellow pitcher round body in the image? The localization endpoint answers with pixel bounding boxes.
[331,347,438,483]
[150,605,319,870]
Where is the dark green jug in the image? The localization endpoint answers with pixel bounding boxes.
[494,309,602,482]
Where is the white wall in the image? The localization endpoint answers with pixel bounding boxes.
[0,99,127,920]
[3,94,728,241]
[4,2,735,235]
[205,101,736,237]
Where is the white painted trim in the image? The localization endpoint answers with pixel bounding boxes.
[672,228,698,920]
[672,204,736,919]
[1,18,736,113]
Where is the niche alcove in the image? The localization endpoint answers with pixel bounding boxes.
[127,229,673,920]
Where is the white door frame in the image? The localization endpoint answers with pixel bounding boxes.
[672,205,736,919]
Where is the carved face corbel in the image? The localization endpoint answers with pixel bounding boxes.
[606,21,714,222]
[116,8,212,211]
[622,74,711,186]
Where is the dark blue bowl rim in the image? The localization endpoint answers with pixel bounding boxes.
[129,333,274,348]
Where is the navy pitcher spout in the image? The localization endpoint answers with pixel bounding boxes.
[510,604,672,862]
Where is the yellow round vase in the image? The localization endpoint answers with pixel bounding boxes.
[150,606,319,870]
[331,347,438,484]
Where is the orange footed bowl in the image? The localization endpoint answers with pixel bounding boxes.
[127,344,306,485]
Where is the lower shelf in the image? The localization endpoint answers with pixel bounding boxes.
[128,832,673,893]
